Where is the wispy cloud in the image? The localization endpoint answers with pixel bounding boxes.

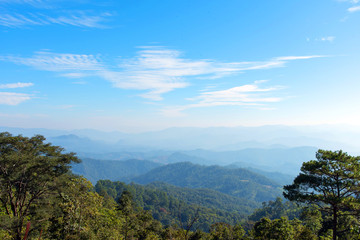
[0,47,324,100]
[318,36,336,42]
[0,0,113,28]
[0,82,33,89]
[0,92,32,105]
[161,81,284,117]
[337,0,360,4]
[0,12,111,28]
[98,47,322,100]
[348,5,360,12]
[2,51,103,71]
[306,37,336,43]
[275,55,324,61]
[0,82,33,105]
[0,0,44,4]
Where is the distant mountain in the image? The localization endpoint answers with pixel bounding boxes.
[112,125,359,151]
[131,162,282,202]
[166,152,217,165]
[0,126,128,143]
[182,146,318,175]
[71,158,162,184]
[245,167,294,186]
[76,150,172,162]
[74,147,318,177]
[49,134,115,153]
[2,125,360,154]
[226,165,294,186]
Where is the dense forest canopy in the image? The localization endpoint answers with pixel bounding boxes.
[1,132,360,239]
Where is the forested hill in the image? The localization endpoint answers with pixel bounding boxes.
[95,180,253,231]
[71,158,162,183]
[146,182,259,213]
[131,162,281,202]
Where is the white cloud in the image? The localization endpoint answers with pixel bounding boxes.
[61,73,90,78]
[275,55,324,61]
[306,37,336,43]
[0,13,110,28]
[337,0,360,3]
[0,0,44,4]
[0,0,112,28]
[161,81,284,117]
[0,92,31,105]
[0,82,33,89]
[0,47,324,100]
[2,51,103,71]
[98,48,322,100]
[348,5,360,12]
[319,36,336,42]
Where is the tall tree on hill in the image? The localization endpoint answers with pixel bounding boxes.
[283,149,360,240]
[0,132,80,240]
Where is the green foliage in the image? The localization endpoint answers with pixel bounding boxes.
[0,132,80,240]
[251,217,317,240]
[48,177,107,239]
[95,180,246,232]
[210,222,246,240]
[284,149,360,239]
[247,197,301,223]
[300,205,322,235]
[147,182,258,215]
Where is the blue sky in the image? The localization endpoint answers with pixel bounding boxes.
[0,0,360,132]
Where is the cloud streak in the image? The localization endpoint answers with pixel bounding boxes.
[348,5,360,12]
[161,81,284,117]
[2,52,103,71]
[0,92,31,105]
[0,0,113,28]
[0,82,33,89]
[0,0,44,4]
[0,47,324,100]
[99,47,322,100]
[0,12,111,28]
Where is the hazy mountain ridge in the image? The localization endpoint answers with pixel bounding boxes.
[71,158,163,184]
[2,125,358,179]
[130,162,282,202]
[182,147,318,175]
[1,125,359,153]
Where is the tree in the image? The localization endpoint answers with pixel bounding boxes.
[48,177,105,240]
[251,217,316,240]
[0,132,80,240]
[210,222,245,240]
[283,149,360,240]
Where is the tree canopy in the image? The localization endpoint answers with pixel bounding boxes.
[0,132,80,240]
[284,149,360,240]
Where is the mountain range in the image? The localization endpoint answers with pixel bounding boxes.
[1,125,359,154]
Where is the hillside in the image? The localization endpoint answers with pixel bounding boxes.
[95,180,247,231]
[146,182,259,214]
[71,158,162,184]
[131,162,282,202]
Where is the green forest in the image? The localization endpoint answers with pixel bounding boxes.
[1,132,360,240]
